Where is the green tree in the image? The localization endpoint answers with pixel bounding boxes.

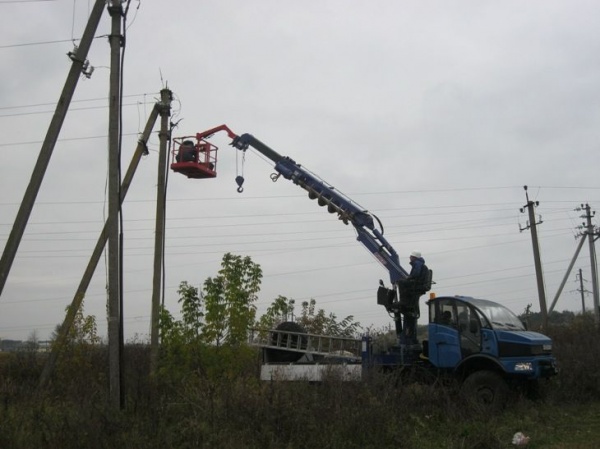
[177,281,204,343]
[49,301,102,388]
[203,253,262,346]
[256,295,295,330]
[294,298,361,337]
[158,282,205,369]
[51,300,101,346]
[158,255,263,382]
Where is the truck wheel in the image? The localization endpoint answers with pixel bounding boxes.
[266,322,307,363]
[461,370,509,412]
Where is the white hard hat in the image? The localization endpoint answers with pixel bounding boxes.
[410,250,422,258]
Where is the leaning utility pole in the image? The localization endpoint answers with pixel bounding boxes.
[548,232,587,314]
[0,0,105,297]
[39,102,161,389]
[581,204,600,323]
[519,185,548,329]
[107,0,124,409]
[150,88,172,374]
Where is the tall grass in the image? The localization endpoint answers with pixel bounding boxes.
[1,319,599,449]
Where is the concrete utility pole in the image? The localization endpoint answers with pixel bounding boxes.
[150,88,173,374]
[39,103,161,389]
[576,268,588,314]
[107,0,124,409]
[0,0,105,297]
[519,186,548,329]
[548,233,587,314]
[581,204,600,323]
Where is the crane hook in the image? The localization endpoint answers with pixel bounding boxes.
[235,175,245,193]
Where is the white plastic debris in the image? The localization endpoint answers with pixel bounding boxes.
[512,432,530,446]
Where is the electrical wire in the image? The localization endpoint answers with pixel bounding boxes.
[117,0,132,406]
[0,93,158,110]
[0,132,140,147]
[0,102,154,118]
[162,121,175,308]
[0,0,56,3]
[70,0,76,46]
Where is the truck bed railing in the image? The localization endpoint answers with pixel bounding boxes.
[248,328,362,359]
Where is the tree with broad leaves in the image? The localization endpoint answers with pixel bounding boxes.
[256,295,295,330]
[51,300,101,346]
[296,298,362,337]
[202,253,262,346]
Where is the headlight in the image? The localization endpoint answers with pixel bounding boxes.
[515,362,533,372]
[543,344,552,351]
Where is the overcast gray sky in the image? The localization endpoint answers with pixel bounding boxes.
[1,0,599,341]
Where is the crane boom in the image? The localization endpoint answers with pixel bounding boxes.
[231,133,409,283]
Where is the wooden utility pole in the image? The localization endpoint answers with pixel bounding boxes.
[39,103,161,389]
[0,0,105,297]
[519,186,548,329]
[150,88,173,374]
[577,268,587,314]
[581,204,600,323]
[107,0,124,409]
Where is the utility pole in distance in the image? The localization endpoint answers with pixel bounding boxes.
[520,185,548,329]
[576,268,589,314]
[580,204,600,323]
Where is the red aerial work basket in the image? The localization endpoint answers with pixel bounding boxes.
[170,135,218,179]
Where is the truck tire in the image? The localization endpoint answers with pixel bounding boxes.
[266,322,307,363]
[461,370,509,412]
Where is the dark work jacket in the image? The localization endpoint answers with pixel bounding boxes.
[408,256,426,280]
[399,256,428,298]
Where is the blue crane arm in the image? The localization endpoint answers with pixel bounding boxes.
[232,133,409,284]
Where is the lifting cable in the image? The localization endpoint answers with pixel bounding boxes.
[235,145,246,193]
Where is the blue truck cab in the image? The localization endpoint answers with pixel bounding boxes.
[426,296,557,381]
[367,294,557,407]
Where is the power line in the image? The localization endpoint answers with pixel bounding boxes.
[0,38,71,49]
[0,33,114,49]
[0,132,140,147]
[0,93,158,110]
[1,191,598,206]
[0,101,154,118]
[0,0,55,3]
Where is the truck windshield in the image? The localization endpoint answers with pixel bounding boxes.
[469,299,525,331]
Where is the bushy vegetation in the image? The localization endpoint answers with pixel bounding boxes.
[2,325,600,449]
[3,254,600,448]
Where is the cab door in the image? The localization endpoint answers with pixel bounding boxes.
[456,302,482,357]
[428,298,461,369]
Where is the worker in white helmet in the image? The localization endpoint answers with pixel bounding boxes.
[408,250,425,279]
[397,250,430,344]
[398,250,428,311]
